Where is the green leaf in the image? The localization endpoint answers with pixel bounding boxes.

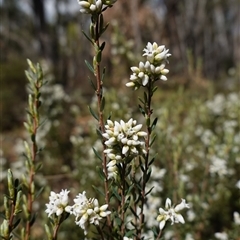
[151,117,158,131]
[89,77,97,90]
[145,168,152,182]
[115,216,122,227]
[101,67,106,82]
[31,133,35,143]
[35,186,44,199]
[100,96,105,111]
[152,86,158,93]
[148,157,155,166]
[13,218,21,229]
[144,91,148,102]
[92,185,105,196]
[138,97,144,104]
[100,41,105,51]
[112,187,121,201]
[30,213,37,226]
[100,22,109,35]
[35,162,43,172]
[150,134,157,147]
[96,128,103,139]
[126,184,134,195]
[96,166,105,181]
[138,104,145,116]
[14,178,20,189]
[85,60,95,73]
[130,207,139,218]
[92,147,103,161]
[88,106,99,120]
[45,224,52,240]
[82,30,94,44]
[96,50,102,63]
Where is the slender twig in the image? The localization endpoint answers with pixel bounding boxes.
[7,201,16,236]
[156,229,162,240]
[93,13,111,229]
[25,81,40,240]
[96,225,105,240]
[53,222,61,240]
[138,79,153,238]
[120,163,126,236]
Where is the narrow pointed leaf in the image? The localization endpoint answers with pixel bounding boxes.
[85,60,95,73]
[100,96,105,111]
[151,117,158,131]
[82,30,94,44]
[92,147,103,161]
[88,106,99,120]
[92,185,105,196]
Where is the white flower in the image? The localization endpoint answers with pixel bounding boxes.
[103,118,147,159]
[209,156,229,177]
[45,189,70,217]
[143,42,171,63]
[66,191,110,235]
[214,232,228,240]
[106,159,118,179]
[233,211,240,225]
[123,237,133,240]
[77,0,102,14]
[126,42,170,89]
[157,198,190,230]
[235,180,240,189]
[103,119,147,179]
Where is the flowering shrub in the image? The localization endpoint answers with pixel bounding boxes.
[1,1,240,240]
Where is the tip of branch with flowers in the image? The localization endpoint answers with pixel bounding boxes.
[126,42,171,90]
[45,190,110,235]
[77,0,117,14]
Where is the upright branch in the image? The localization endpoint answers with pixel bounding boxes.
[78,0,118,230]
[91,14,109,209]
[0,170,22,240]
[23,59,44,240]
[126,42,171,238]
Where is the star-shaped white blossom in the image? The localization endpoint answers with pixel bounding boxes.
[157,198,190,230]
[126,42,171,89]
[65,191,111,235]
[45,189,70,217]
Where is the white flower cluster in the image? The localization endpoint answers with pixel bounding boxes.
[77,0,117,14]
[126,42,171,89]
[102,119,147,179]
[157,198,190,230]
[45,189,70,217]
[65,191,111,235]
[45,190,110,235]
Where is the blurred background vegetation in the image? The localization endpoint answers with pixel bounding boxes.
[1,0,240,239]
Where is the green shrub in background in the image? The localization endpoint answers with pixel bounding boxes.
[1,1,240,240]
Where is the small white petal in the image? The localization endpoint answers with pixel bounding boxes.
[165,198,172,209]
[78,1,90,8]
[161,69,169,75]
[159,219,166,230]
[175,213,185,224]
[122,145,129,155]
[160,75,167,81]
[126,82,135,87]
[142,75,149,86]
